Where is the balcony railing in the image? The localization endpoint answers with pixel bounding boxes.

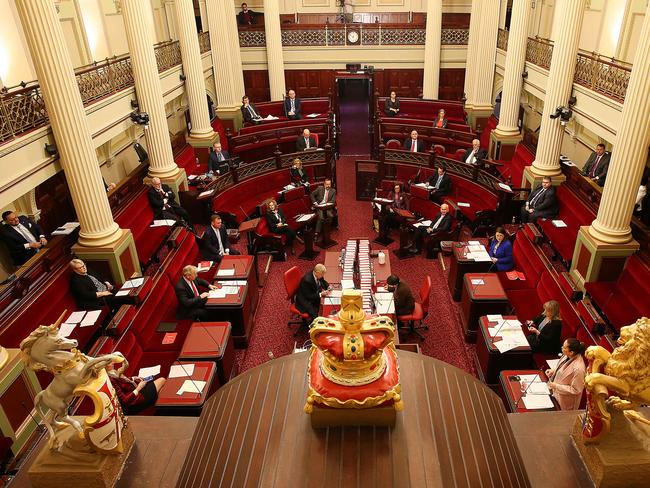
[0,35,204,145]
[573,50,631,103]
[239,24,468,48]
[497,28,508,51]
[525,36,553,70]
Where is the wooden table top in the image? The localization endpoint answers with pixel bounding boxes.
[176,351,530,487]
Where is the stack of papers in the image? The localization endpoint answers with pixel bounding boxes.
[466,250,492,262]
[457,202,470,208]
[59,309,102,337]
[122,278,144,289]
[169,363,195,378]
[498,183,512,192]
[296,213,315,222]
[138,365,161,378]
[373,292,395,314]
[52,222,80,235]
[151,219,176,227]
[208,289,227,299]
[413,183,433,190]
[552,220,568,228]
[80,310,101,327]
[216,268,236,277]
[199,189,214,198]
[413,220,432,228]
[265,115,279,120]
[521,395,554,409]
[176,379,206,395]
[306,113,320,118]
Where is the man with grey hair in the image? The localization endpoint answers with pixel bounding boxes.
[147,177,193,229]
[296,263,330,324]
[69,258,135,311]
[174,264,217,321]
[461,139,487,165]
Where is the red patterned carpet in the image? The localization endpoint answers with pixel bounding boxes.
[235,156,478,377]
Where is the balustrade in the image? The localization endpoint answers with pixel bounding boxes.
[525,36,553,70]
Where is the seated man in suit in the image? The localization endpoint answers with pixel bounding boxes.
[1,211,47,265]
[295,263,330,324]
[69,259,135,312]
[265,199,296,253]
[208,142,230,174]
[290,158,309,186]
[461,139,488,165]
[237,2,257,25]
[201,214,240,262]
[296,129,316,151]
[175,264,217,321]
[407,203,452,255]
[427,164,452,202]
[386,275,415,327]
[241,95,262,124]
[147,177,193,229]
[284,89,302,120]
[581,143,610,187]
[403,130,425,153]
[310,178,336,236]
[520,176,559,223]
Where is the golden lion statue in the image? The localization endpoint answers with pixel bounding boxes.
[582,317,650,443]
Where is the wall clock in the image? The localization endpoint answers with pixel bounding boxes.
[346,28,360,46]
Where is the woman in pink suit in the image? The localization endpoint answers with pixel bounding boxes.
[545,338,587,410]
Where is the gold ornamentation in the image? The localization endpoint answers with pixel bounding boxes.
[582,317,650,443]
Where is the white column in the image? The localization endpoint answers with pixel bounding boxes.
[174,0,214,138]
[423,0,442,99]
[206,0,245,110]
[466,0,500,110]
[15,0,121,247]
[531,0,586,176]
[494,0,531,136]
[263,0,286,100]
[588,3,650,244]
[122,0,180,179]
[464,0,483,103]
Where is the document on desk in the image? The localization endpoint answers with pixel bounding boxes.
[467,245,485,252]
[208,289,227,298]
[138,365,161,378]
[341,279,355,290]
[81,310,101,327]
[151,219,177,227]
[522,394,554,409]
[413,183,433,190]
[374,197,392,203]
[67,311,86,324]
[115,289,130,297]
[216,268,236,277]
[486,314,503,322]
[59,323,77,338]
[468,240,481,246]
[470,278,484,285]
[169,363,195,378]
[494,340,520,353]
[296,213,315,222]
[472,251,492,262]
[176,379,206,395]
[413,220,432,228]
[456,202,470,207]
[527,382,551,395]
[220,286,240,295]
[373,292,395,314]
[123,277,144,289]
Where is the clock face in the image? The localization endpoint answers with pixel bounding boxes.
[347,30,359,44]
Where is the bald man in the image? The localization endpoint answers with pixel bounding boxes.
[295,263,330,323]
[408,203,452,255]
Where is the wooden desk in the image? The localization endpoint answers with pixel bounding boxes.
[460,273,509,342]
[178,322,236,385]
[116,276,152,304]
[323,248,392,286]
[447,241,493,301]
[474,316,533,386]
[155,361,217,416]
[499,370,556,413]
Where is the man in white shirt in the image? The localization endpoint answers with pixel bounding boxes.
[284,89,302,120]
[1,211,47,265]
[201,214,240,262]
[408,203,452,254]
[461,139,488,165]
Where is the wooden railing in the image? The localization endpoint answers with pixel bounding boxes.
[0,34,210,145]
[573,50,631,103]
[525,36,553,70]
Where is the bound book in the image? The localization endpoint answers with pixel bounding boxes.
[506,271,526,281]
[162,332,177,344]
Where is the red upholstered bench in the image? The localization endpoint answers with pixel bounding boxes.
[480,115,498,151]
[584,254,650,330]
[376,98,466,123]
[251,98,331,121]
[495,144,534,186]
[537,185,595,264]
[114,188,170,266]
[497,230,547,292]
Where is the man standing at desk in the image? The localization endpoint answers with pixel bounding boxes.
[296,264,330,324]
[202,214,240,262]
[208,142,230,174]
[284,89,302,120]
[310,178,336,237]
[175,265,217,321]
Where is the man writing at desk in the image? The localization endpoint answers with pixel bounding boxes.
[296,264,330,325]
[175,265,218,321]
[310,178,336,238]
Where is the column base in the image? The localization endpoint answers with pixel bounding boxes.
[569,226,639,289]
[72,228,141,286]
[489,130,522,161]
[187,131,219,166]
[466,106,493,133]
[522,165,566,189]
[148,167,188,194]
[215,106,244,132]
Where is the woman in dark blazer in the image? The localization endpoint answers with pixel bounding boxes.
[289,158,309,186]
[488,226,514,271]
[384,91,400,117]
[107,354,166,415]
[433,109,448,129]
[265,199,296,251]
[526,300,563,355]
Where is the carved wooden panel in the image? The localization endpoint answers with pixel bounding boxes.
[439,68,466,101]
[242,70,271,102]
[35,172,76,234]
[285,70,335,98]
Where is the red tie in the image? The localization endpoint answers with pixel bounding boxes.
[191,281,199,297]
[411,141,416,152]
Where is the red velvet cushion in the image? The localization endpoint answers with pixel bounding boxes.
[308,347,400,402]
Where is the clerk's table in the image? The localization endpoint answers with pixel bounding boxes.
[447,240,492,301]
[499,369,557,413]
[474,316,533,386]
[460,273,509,342]
[155,361,217,416]
[178,321,237,385]
[206,255,258,348]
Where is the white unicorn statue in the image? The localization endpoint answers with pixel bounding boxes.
[20,317,125,452]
